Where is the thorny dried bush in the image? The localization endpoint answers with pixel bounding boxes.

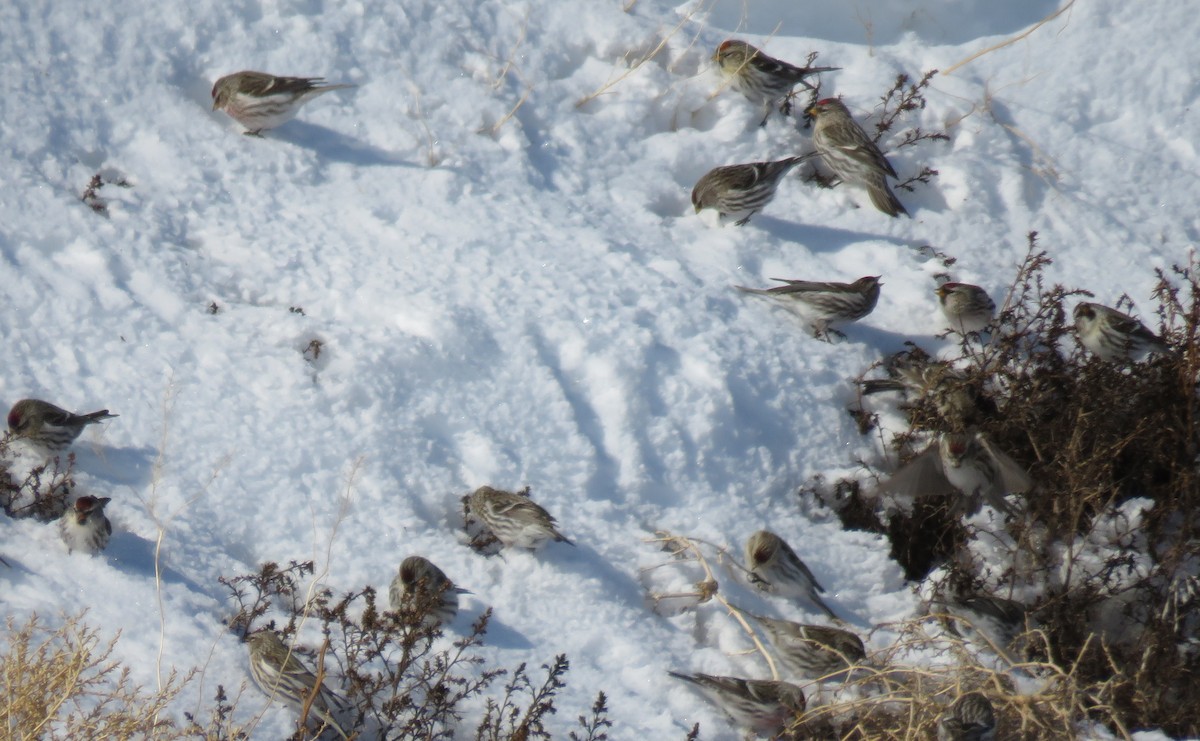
[222,560,605,740]
[0,613,188,739]
[810,233,1200,737]
[80,171,132,216]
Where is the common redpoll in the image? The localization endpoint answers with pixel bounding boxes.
[246,631,349,740]
[389,555,468,628]
[937,283,995,335]
[8,399,117,452]
[668,671,805,737]
[876,432,1032,517]
[750,614,866,680]
[736,275,881,338]
[211,71,355,136]
[692,156,811,225]
[937,692,996,741]
[712,40,839,126]
[808,97,908,217]
[465,486,572,550]
[934,591,1027,662]
[59,495,112,555]
[860,352,993,427]
[1073,302,1171,361]
[745,530,837,619]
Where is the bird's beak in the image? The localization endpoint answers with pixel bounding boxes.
[805,106,818,117]
[211,100,220,111]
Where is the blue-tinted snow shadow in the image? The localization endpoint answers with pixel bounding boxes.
[105,531,205,592]
[749,217,901,254]
[274,121,423,169]
[74,445,157,488]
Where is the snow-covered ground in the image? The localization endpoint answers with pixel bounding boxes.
[0,0,1194,737]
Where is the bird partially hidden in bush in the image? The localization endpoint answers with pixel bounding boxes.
[667,670,806,738]
[937,282,996,335]
[937,691,997,741]
[749,613,866,681]
[245,631,350,740]
[389,555,469,629]
[1073,301,1172,362]
[874,432,1032,517]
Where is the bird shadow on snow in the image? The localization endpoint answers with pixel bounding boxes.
[74,445,157,488]
[104,530,206,594]
[749,216,901,254]
[274,122,424,169]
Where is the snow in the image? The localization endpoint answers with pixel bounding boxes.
[0,0,1192,737]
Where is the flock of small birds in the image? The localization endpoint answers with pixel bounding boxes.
[2,32,1180,741]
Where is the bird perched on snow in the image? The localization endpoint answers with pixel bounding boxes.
[750,614,866,680]
[389,555,469,629]
[464,486,573,551]
[667,670,805,738]
[211,71,355,136]
[745,530,838,619]
[7,398,117,453]
[245,631,349,740]
[59,495,112,555]
[711,39,839,126]
[692,156,811,225]
[938,691,997,741]
[937,282,996,335]
[736,275,881,339]
[1073,301,1171,362]
[874,432,1032,517]
[807,97,908,217]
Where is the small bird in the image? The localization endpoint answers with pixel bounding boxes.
[745,530,838,619]
[750,614,866,680]
[875,432,1033,517]
[1073,302,1171,362]
[711,39,839,126]
[465,486,573,550]
[937,283,996,335]
[736,275,881,339]
[860,352,993,427]
[211,71,355,136]
[935,591,1028,663]
[668,671,805,737]
[389,555,469,629]
[59,496,112,555]
[246,631,349,740]
[807,97,908,217]
[7,399,117,452]
[692,156,811,225]
[937,692,997,741]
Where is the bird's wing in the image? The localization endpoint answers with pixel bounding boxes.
[977,436,1034,494]
[874,447,955,498]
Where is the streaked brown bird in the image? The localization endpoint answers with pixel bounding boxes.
[712,39,839,125]
[465,486,572,550]
[8,398,117,452]
[1073,301,1171,361]
[808,97,908,217]
[736,275,881,339]
[245,631,349,740]
[745,530,837,619]
[937,282,995,335]
[389,555,469,628]
[692,156,811,226]
[937,691,996,741]
[211,71,355,136]
[668,670,805,737]
[750,614,866,680]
